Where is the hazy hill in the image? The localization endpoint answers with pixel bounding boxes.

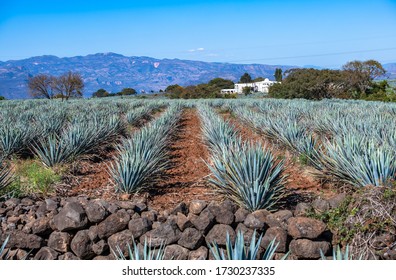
[0,53,296,99]
[1,53,394,99]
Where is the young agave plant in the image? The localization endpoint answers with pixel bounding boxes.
[208,142,286,212]
[113,238,165,260]
[319,135,396,187]
[320,245,362,260]
[32,135,73,167]
[209,230,283,260]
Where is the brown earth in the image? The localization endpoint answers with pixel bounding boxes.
[219,111,336,203]
[59,108,219,211]
[146,108,220,211]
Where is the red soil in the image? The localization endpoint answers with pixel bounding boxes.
[59,108,219,210]
[220,112,336,201]
[146,108,220,211]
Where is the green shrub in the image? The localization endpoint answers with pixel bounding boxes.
[8,160,61,196]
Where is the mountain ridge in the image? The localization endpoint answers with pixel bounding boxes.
[0,53,395,99]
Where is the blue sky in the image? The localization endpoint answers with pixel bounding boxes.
[0,0,395,67]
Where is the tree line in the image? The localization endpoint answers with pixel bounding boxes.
[165,78,235,99]
[92,88,137,98]
[269,60,395,101]
[27,72,84,101]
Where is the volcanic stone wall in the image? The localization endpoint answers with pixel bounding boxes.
[0,195,343,260]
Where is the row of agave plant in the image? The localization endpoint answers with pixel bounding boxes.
[197,104,286,212]
[0,99,145,159]
[110,104,182,194]
[0,98,170,193]
[219,99,396,188]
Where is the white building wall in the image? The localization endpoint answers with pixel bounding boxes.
[221,78,278,95]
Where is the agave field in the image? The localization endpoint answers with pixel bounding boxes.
[0,97,396,208]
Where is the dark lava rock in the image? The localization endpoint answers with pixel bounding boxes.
[31,217,51,235]
[4,231,43,249]
[85,200,108,223]
[205,224,235,246]
[176,213,193,231]
[128,217,152,238]
[164,244,189,260]
[71,230,94,259]
[171,202,188,216]
[289,239,330,259]
[107,230,134,257]
[92,240,109,255]
[189,200,207,215]
[53,202,88,231]
[45,198,59,212]
[141,223,181,248]
[48,231,71,253]
[188,246,208,260]
[58,252,80,260]
[207,202,234,225]
[34,247,59,260]
[177,228,203,250]
[189,209,215,233]
[287,217,327,239]
[234,208,250,223]
[294,203,311,217]
[261,227,288,253]
[328,193,347,209]
[312,198,330,214]
[266,210,293,230]
[141,210,158,222]
[88,225,99,242]
[97,210,130,239]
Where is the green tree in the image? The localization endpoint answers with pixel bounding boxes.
[342,59,386,96]
[208,78,234,89]
[92,88,109,98]
[165,84,184,94]
[0,96,5,100]
[253,77,265,82]
[119,88,137,95]
[239,73,252,83]
[269,68,347,100]
[274,68,283,82]
[242,86,253,95]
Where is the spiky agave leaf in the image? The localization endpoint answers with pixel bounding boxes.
[0,125,31,158]
[209,230,281,260]
[320,245,362,260]
[208,142,286,212]
[112,238,165,260]
[110,105,181,193]
[319,135,396,187]
[0,160,13,191]
[0,235,10,259]
[32,135,74,167]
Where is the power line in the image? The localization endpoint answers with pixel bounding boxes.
[225,47,396,63]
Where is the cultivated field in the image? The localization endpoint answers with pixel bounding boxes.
[0,98,395,260]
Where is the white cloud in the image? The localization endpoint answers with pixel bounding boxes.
[188,47,205,52]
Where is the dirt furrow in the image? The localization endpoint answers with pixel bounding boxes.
[219,111,335,203]
[147,108,220,211]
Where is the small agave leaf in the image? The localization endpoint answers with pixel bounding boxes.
[0,160,13,191]
[208,230,280,260]
[0,235,10,259]
[112,237,165,260]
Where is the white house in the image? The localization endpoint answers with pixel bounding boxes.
[221,78,278,94]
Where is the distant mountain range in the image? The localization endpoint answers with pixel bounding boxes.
[0,53,395,99]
